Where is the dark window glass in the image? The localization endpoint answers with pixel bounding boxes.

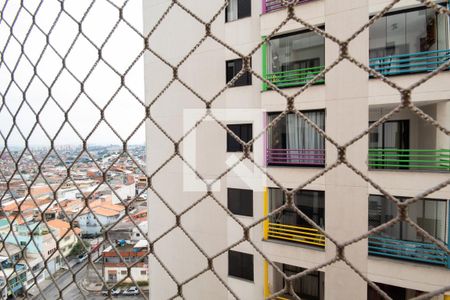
[269,188,325,228]
[228,250,254,281]
[227,188,253,217]
[368,120,409,169]
[226,0,251,22]
[227,124,252,152]
[226,59,252,87]
[283,264,322,300]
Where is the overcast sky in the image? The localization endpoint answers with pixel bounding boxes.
[0,0,145,147]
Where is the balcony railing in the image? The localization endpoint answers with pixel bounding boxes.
[262,0,313,13]
[369,49,450,76]
[368,149,450,171]
[264,66,325,90]
[267,149,325,166]
[369,236,449,267]
[267,222,325,247]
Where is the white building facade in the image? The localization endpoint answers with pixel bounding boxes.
[145,0,450,299]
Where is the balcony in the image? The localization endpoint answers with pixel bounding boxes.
[368,104,449,172]
[369,5,449,78]
[262,29,325,91]
[369,49,450,77]
[264,188,325,248]
[369,195,449,268]
[262,0,314,14]
[267,148,325,166]
[266,111,325,167]
[368,149,450,171]
[369,236,449,267]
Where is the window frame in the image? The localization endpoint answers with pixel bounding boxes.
[227,188,253,217]
[226,58,252,87]
[225,0,251,23]
[226,123,253,152]
[228,250,254,281]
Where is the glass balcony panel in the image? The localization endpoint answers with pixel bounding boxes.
[265,30,325,88]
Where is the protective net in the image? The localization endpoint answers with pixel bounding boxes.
[0,0,449,299]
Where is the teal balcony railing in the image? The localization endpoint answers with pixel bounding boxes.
[368,149,450,171]
[369,49,450,76]
[263,66,325,90]
[369,236,449,267]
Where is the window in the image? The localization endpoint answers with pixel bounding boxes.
[121,270,127,275]
[227,188,253,217]
[140,270,147,275]
[283,264,322,300]
[369,6,449,58]
[227,124,252,152]
[368,195,447,243]
[269,188,325,228]
[225,0,251,22]
[226,59,252,87]
[228,250,253,281]
[369,120,409,149]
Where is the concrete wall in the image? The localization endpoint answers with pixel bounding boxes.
[145,0,450,299]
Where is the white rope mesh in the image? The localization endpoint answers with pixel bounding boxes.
[0,0,449,299]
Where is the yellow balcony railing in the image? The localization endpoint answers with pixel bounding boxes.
[267,223,325,247]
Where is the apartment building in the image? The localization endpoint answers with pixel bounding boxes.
[145,0,450,299]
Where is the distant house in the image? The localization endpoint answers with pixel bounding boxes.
[0,243,28,298]
[77,200,125,237]
[47,219,81,257]
[102,240,148,283]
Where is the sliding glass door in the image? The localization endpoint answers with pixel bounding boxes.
[369,120,409,169]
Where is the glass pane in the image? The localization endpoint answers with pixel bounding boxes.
[368,195,400,239]
[226,0,238,22]
[386,13,407,55]
[295,190,325,228]
[369,124,383,148]
[370,17,387,58]
[402,200,423,241]
[405,9,427,54]
[436,11,449,50]
[268,114,287,149]
[269,32,325,73]
[383,122,401,148]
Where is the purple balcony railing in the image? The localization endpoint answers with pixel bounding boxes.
[267,149,325,166]
[262,0,314,14]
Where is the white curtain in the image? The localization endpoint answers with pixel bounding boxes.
[226,0,238,22]
[286,111,325,150]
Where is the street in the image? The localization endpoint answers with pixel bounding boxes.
[31,260,146,300]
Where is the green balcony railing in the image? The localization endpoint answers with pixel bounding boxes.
[368,149,450,171]
[263,66,325,90]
